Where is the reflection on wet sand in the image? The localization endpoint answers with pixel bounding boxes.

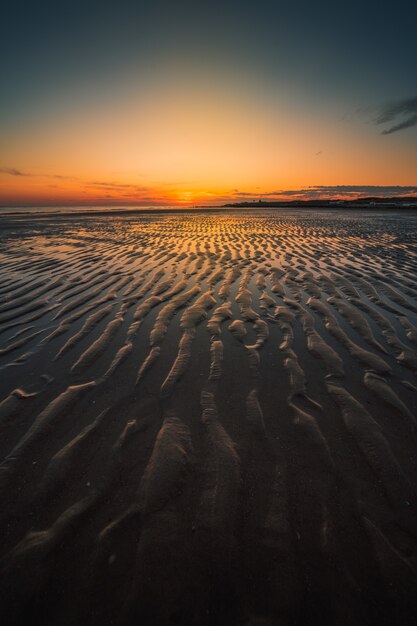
[0,209,417,625]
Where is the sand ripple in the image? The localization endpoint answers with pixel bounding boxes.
[0,208,417,625]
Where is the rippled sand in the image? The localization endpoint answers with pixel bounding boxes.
[1,209,417,625]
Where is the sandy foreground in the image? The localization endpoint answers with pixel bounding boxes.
[0,208,417,625]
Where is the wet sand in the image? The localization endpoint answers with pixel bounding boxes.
[0,208,417,625]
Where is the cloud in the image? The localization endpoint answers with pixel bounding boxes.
[294,185,417,198]
[0,167,73,180]
[381,114,417,135]
[88,181,135,188]
[233,190,286,198]
[83,182,151,198]
[0,169,143,188]
[374,97,417,135]
[0,167,28,176]
[86,181,148,191]
[229,185,417,201]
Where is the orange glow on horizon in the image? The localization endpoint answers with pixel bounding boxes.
[2,78,416,207]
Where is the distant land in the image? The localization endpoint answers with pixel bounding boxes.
[219,196,417,209]
[1,197,417,218]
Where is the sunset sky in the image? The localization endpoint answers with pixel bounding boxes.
[1,0,417,206]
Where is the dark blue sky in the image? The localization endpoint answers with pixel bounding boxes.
[2,0,416,120]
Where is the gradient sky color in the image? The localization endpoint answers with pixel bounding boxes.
[1,0,417,206]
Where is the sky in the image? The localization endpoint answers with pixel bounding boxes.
[1,0,417,206]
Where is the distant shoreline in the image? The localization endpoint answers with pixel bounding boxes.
[218,196,417,209]
[1,197,417,220]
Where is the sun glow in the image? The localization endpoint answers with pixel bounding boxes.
[1,74,416,207]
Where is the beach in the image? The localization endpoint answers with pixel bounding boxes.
[1,207,417,625]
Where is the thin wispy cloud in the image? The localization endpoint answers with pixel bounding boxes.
[0,168,142,188]
[0,167,28,176]
[0,167,184,204]
[0,167,74,180]
[374,97,417,135]
[86,181,148,191]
